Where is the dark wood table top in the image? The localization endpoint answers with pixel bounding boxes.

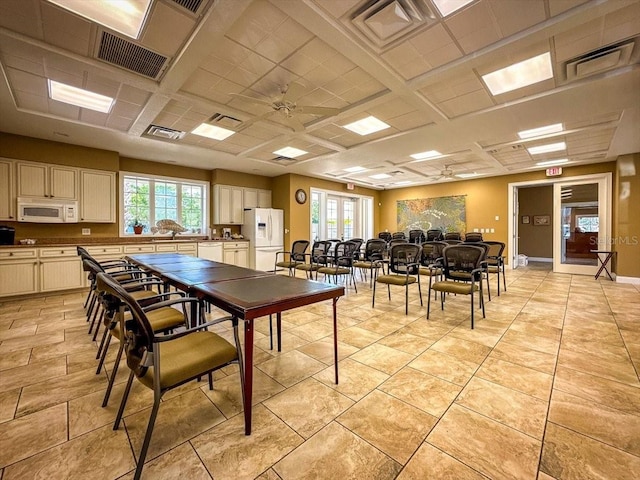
[162,265,271,291]
[126,253,204,264]
[192,275,344,320]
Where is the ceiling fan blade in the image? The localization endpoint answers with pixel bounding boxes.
[238,111,277,130]
[294,105,341,116]
[229,93,273,108]
[282,81,306,102]
[282,115,306,132]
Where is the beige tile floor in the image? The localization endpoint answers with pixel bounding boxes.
[1,263,639,479]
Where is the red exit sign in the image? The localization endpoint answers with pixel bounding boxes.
[546,167,563,176]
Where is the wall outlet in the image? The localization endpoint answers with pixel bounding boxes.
[473,228,479,232]
[82,228,91,235]
[490,228,495,233]
[480,228,485,233]
[495,215,499,221]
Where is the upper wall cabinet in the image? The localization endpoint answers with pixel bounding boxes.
[0,159,15,220]
[16,161,78,200]
[0,159,16,220]
[243,188,272,209]
[213,184,244,224]
[80,169,116,223]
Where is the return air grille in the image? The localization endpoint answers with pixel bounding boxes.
[97,31,168,79]
[169,0,206,14]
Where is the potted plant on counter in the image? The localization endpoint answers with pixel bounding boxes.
[132,219,145,235]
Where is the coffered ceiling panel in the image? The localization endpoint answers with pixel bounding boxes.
[0,0,637,185]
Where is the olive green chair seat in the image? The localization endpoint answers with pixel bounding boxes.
[275,240,310,276]
[316,241,359,292]
[372,243,422,315]
[295,240,332,279]
[431,280,479,295]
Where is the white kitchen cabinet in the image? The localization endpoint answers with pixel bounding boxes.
[80,169,116,222]
[243,188,272,209]
[198,242,223,262]
[0,248,39,297]
[177,242,197,256]
[0,159,15,220]
[223,241,248,267]
[39,247,83,292]
[214,184,244,224]
[16,161,78,200]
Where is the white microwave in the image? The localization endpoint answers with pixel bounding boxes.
[17,197,79,223]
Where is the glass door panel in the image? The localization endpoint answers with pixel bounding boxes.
[553,177,608,275]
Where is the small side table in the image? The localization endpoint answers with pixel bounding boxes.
[591,250,616,280]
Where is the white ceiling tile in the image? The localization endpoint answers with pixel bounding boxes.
[312,0,360,18]
[273,17,314,48]
[1,53,45,76]
[440,88,494,117]
[14,89,48,112]
[140,1,196,57]
[603,2,640,45]
[445,2,501,54]
[254,33,298,63]
[105,115,133,131]
[487,0,546,38]
[40,1,92,56]
[0,0,42,39]
[80,109,108,126]
[548,0,590,17]
[110,101,143,120]
[118,84,151,106]
[48,97,80,120]
[5,67,47,94]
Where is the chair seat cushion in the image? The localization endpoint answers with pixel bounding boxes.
[376,274,416,286]
[431,281,478,294]
[419,267,442,276]
[276,261,299,268]
[353,261,380,269]
[295,263,319,271]
[487,266,501,273]
[449,271,473,280]
[317,266,351,275]
[118,307,186,339]
[139,331,238,390]
[130,290,158,301]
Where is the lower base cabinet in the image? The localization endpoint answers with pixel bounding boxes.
[0,259,39,296]
[223,242,249,267]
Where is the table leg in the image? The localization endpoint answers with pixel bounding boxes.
[333,297,339,385]
[277,312,282,352]
[594,253,614,280]
[243,319,254,435]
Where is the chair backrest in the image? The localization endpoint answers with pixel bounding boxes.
[310,240,332,263]
[378,231,392,242]
[464,232,483,242]
[443,239,462,245]
[363,239,387,261]
[420,241,447,266]
[290,240,310,261]
[409,229,425,244]
[333,241,358,267]
[96,272,154,379]
[391,231,406,240]
[348,238,364,258]
[387,243,422,275]
[441,245,484,280]
[444,232,461,240]
[426,229,444,241]
[388,238,408,249]
[483,241,505,259]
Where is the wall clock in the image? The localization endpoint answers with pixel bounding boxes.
[295,188,307,204]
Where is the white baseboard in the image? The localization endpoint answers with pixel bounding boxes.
[527,257,553,262]
[616,275,640,285]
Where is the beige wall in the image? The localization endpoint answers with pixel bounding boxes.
[518,186,553,258]
[614,153,640,278]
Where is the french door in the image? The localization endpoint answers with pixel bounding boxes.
[326,195,357,240]
[311,189,372,241]
[553,175,610,275]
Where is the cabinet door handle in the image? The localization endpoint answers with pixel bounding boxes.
[9,252,13,256]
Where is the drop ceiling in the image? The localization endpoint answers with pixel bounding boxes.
[0,0,638,189]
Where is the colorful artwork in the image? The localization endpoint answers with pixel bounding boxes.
[397,195,466,233]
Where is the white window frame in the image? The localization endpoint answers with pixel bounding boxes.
[119,171,209,237]
[310,187,373,241]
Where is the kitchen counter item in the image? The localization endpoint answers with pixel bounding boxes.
[0,226,15,245]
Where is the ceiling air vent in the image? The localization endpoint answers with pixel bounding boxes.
[564,37,639,82]
[271,156,297,166]
[209,113,242,129]
[96,31,169,79]
[144,125,186,140]
[169,0,206,14]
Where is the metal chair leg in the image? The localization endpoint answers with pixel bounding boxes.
[102,339,124,407]
[114,370,134,430]
[134,392,161,480]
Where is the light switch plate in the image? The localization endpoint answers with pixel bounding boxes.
[82,228,91,235]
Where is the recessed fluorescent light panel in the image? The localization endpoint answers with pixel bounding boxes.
[536,159,569,167]
[410,150,442,161]
[344,166,367,173]
[48,0,152,39]
[432,0,475,17]
[369,173,392,180]
[518,123,563,139]
[482,52,553,95]
[48,79,114,113]
[273,146,308,158]
[192,123,235,141]
[527,142,566,155]
[343,116,390,135]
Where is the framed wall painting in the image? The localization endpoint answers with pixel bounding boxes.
[533,215,550,226]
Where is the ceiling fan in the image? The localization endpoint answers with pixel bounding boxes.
[429,165,456,181]
[230,82,340,132]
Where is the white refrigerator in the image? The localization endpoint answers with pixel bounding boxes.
[242,208,284,271]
